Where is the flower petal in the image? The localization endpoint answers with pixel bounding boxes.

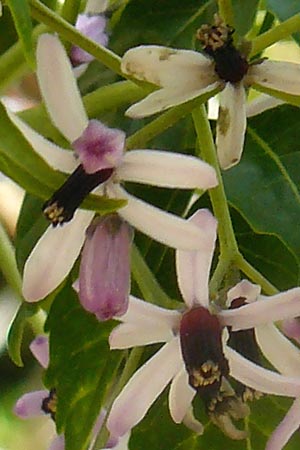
[48,435,65,450]
[118,150,218,189]
[108,185,212,250]
[14,390,48,418]
[37,34,88,142]
[176,209,217,308]
[109,322,174,349]
[246,93,285,117]
[265,398,300,450]
[30,335,49,368]
[282,318,300,343]
[219,287,300,331]
[6,107,77,173]
[248,60,300,96]
[169,366,196,423]
[121,45,215,89]
[126,82,220,119]
[107,337,182,438]
[23,209,94,301]
[225,346,300,397]
[216,82,247,169]
[255,324,300,377]
[226,280,261,306]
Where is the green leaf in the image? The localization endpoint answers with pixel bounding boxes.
[7,302,38,366]
[224,104,300,275]
[232,0,260,36]
[266,0,300,43]
[111,0,217,54]
[45,283,122,450]
[6,0,34,67]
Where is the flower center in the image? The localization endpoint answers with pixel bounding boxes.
[41,388,57,421]
[197,15,249,83]
[43,165,113,226]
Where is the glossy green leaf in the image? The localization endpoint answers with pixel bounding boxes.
[232,0,260,36]
[6,0,34,67]
[45,283,122,450]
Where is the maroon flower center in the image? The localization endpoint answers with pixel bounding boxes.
[41,388,57,421]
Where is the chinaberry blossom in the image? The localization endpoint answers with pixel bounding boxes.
[8,33,218,304]
[121,15,300,169]
[106,209,300,441]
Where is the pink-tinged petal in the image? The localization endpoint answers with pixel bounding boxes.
[72,120,125,173]
[225,346,300,397]
[108,184,212,250]
[255,324,300,377]
[246,93,285,117]
[125,82,220,119]
[107,337,182,438]
[169,366,195,423]
[109,322,174,349]
[70,14,108,66]
[216,82,247,170]
[121,45,215,89]
[282,318,300,343]
[118,295,180,326]
[219,287,300,331]
[6,108,77,173]
[176,209,217,308]
[23,209,94,301]
[118,150,218,189]
[226,280,261,306]
[14,390,48,418]
[30,335,49,368]
[248,60,300,96]
[37,34,88,142]
[105,432,131,450]
[48,435,65,450]
[266,398,300,450]
[79,215,133,321]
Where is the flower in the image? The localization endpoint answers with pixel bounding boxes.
[14,335,128,450]
[121,15,300,169]
[106,209,300,440]
[8,33,218,302]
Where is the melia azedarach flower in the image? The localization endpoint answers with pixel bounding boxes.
[14,335,130,450]
[8,33,218,307]
[121,15,300,169]
[106,209,300,441]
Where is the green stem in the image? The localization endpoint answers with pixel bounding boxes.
[29,0,122,75]
[192,105,239,257]
[235,254,278,295]
[218,0,235,26]
[0,221,22,297]
[250,13,300,57]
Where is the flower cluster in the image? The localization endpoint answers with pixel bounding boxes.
[8,9,300,450]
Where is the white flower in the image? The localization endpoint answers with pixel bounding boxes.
[8,33,218,302]
[121,16,300,169]
[106,209,300,440]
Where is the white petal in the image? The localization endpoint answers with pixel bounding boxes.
[225,346,300,397]
[109,322,174,349]
[216,82,247,170]
[126,82,220,119]
[29,335,49,368]
[23,209,94,301]
[107,337,182,438]
[117,295,180,327]
[37,34,88,142]
[6,107,76,173]
[266,398,300,450]
[255,324,300,377]
[118,150,218,189]
[121,45,215,89]
[219,288,300,331]
[246,93,285,117]
[169,367,195,423]
[48,435,65,450]
[176,209,217,308]
[14,390,48,418]
[226,280,261,306]
[108,184,212,250]
[248,60,300,96]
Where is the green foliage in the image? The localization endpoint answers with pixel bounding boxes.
[232,0,260,36]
